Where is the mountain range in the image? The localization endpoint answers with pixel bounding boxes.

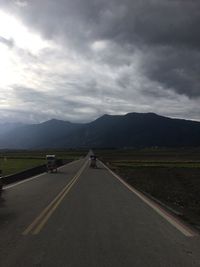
[0,112,200,149]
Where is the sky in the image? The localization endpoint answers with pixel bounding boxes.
[0,0,200,123]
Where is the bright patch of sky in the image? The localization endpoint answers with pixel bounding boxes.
[0,10,50,53]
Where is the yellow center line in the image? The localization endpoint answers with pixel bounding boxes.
[33,173,80,235]
[23,160,88,235]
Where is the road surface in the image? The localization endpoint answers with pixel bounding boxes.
[0,156,200,267]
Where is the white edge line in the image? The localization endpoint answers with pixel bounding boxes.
[100,160,197,237]
[4,158,83,190]
[4,173,45,189]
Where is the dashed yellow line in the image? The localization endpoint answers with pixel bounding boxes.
[23,160,88,235]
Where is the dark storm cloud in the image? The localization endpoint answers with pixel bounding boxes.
[140,46,200,97]
[4,0,200,48]
[3,0,199,98]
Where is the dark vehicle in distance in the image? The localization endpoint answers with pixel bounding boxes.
[89,155,97,168]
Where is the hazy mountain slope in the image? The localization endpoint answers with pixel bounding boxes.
[1,113,200,148]
[0,122,24,136]
[0,119,82,149]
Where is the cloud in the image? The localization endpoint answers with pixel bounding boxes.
[0,36,14,48]
[0,0,200,123]
[14,0,28,7]
[140,46,200,97]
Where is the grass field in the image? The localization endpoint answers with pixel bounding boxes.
[0,158,46,176]
[0,149,87,176]
[96,148,200,231]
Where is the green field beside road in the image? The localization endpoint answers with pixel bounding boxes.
[0,150,87,176]
[0,158,46,176]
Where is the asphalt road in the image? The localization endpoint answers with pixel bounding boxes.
[0,156,200,267]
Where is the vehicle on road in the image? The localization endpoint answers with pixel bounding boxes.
[46,155,58,173]
[89,155,97,168]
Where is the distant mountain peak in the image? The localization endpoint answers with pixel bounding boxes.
[41,118,71,125]
[1,112,200,149]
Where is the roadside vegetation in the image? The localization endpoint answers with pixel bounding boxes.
[96,148,200,231]
[0,149,86,176]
